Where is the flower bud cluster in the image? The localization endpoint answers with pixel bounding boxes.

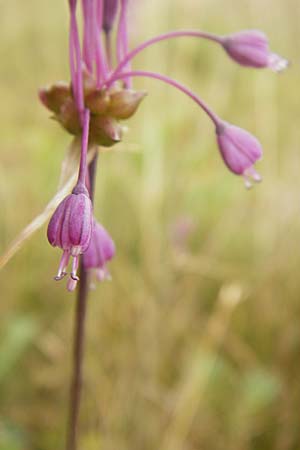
[39,74,147,148]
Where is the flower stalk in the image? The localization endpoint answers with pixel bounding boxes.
[66,154,98,450]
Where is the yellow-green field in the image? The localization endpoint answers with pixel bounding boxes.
[1,0,300,449]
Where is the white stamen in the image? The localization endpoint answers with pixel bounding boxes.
[67,277,78,292]
[55,251,70,281]
[268,53,289,73]
[243,176,253,190]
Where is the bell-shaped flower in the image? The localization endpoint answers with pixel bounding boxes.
[47,184,93,290]
[216,121,263,188]
[222,30,288,72]
[83,220,115,283]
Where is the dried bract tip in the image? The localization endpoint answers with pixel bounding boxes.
[85,90,111,115]
[39,82,71,114]
[216,121,263,188]
[108,89,147,120]
[90,116,123,147]
[56,98,81,135]
[223,30,288,72]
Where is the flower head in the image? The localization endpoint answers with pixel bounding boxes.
[47,183,93,290]
[216,121,262,188]
[222,30,288,72]
[83,220,115,283]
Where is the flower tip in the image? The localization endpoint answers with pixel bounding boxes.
[216,123,263,183]
[268,53,289,73]
[67,277,78,292]
[222,30,289,72]
[243,167,262,189]
[54,273,67,281]
[97,268,112,282]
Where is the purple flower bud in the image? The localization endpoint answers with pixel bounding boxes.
[47,184,93,289]
[222,30,288,72]
[216,122,262,189]
[103,0,119,33]
[83,220,115,282]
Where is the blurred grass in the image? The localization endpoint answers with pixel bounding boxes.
[1,0,300,449]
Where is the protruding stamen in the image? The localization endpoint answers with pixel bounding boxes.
[244,166,262,183]
[96,267,111,281]
[243,175,253,190]
[67,277,78,292]
[55,250,70,281]
[54,272,68,281]
[243,167,262,189]
[70,255,80,281]
[268,53,289,73]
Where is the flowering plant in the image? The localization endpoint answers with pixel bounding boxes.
[0,1,288,448]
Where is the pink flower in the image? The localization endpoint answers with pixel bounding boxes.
[216,121,263,188]
[47,184,93,290]
[83,220,115,283]
[222,30,288,72]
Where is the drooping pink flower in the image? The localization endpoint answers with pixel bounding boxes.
[222,30,288,71]
[216,121,262,188]
[83,220,115,282]
[47,184,93,289]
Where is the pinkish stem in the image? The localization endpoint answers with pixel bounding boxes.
[104,70,221,126]
[69,0,85,116]
[116,0,131,87]
[94,0,109,85]
[111,29,224,82]
[77,109,91,186]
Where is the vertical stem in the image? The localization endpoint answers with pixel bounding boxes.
[77,109,91,186]
[66,264,89,450]
[66,152,99,450]
[105,31,113,69]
